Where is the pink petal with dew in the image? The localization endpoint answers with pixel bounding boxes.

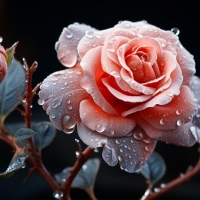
[153,51,178,96]
[80,46,117,115]
[55,22,97,67]
[190,76,200,129]
[136,114,197,147]
[80,98,136,137]
[77,121,156,173]
[102,77,152,102]
[78,28,114,58]
[137,24,195,85]
[38,67,89,132]
[139,85,198,130]
[122,66,183,116]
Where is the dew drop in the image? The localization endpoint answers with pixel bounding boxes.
[176,119,182,126]
[110,130,115,135]
[68,104,73,110]
[160,118,166,125]
[64,82,68,85]
[161,183,166,188]
[82,164,87,171]
[133,132,143,140]
[53,191,64,199]
[75,151,80,157]
[63,127,75,134]
[38,99,45,105]
[176,110,181,115]
[94,147,99,153]
[62,115,76,129]
[51,114,56,119]
[171,27,180,36]
[75,138,79,143]
[0,36,3,43]
[118,156,122,161]
[65,28,73,38]
[115,139,120,144]
[154,188,160,192]
[21,164,26,168]
[95,124,105,133]
[120,149,123,153]
[86,30,95,38]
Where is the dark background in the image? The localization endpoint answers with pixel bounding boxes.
[0,0,200,199]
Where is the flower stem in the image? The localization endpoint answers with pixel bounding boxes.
[143,158,200,200]
[61,146,94,200]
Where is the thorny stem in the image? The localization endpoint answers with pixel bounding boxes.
[142,158,200,200]
[21,59,60,192]
[61,146,94,200]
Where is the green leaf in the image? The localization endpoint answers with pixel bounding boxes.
[32,122,56,149]
[6,42,18,66]
[0,58,26,119]
[55,158,100,198]
[140,152,166,184]
[0,149,28,178]
[15,128,35,148]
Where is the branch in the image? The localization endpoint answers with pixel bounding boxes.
[143,158,200,200]
[61,146,94,200]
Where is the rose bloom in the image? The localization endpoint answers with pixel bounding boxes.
[38,21,200,172]
[0,44,7,83]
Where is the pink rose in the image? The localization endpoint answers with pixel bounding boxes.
[38,21,200,172]
[0,44,7,83]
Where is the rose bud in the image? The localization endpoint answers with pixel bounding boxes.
[38,21,200,173]
[0,44,7,83]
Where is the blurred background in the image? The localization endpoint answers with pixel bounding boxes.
[0,0,200,199]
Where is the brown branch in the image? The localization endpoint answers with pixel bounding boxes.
[143,158,200,200]
[61,146,94,200]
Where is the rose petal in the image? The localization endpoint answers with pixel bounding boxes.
[77,121,156,172]
[136,114,197,147]
[55,22,97,67]
[190,76,200,128]
[122,66,182,116]
[80,46,117,115]
[80,99,136,137]
[139,85,198,130]
[38,67,89,131]
[78,28,113,58]
[102,77,152,102]
[103,126,157,172]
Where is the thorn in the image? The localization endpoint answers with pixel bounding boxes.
[30,61,38,73]
[32,82,42,98]
[15,107,25,115]
[23,167,36,182]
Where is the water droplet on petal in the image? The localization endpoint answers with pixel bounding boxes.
[63,127,75,134]
[118,156,122,161]
[115,139,120,144]
[86,30,95,38]
[38,99,45,105]
[176,110,181,115]
[51,114,56,119]
[0,36,3,43]
[65,28,73,38]
[53,191,64,199]
[171,27,180,36]
[110,130,115,135]
[62,115,76,130]
[160,118,166,125]
[68,104,73,110]
[176,119,182,126]
[145,146,150,151]
[133,132,143,140]
[120,149,123,153]
[95,124,105,133]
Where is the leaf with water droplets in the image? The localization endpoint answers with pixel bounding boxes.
[140,152,166,184]
[0,148,28,178]
[0,58,26,120]
[55,158,100,199]
[32,122,56,149]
